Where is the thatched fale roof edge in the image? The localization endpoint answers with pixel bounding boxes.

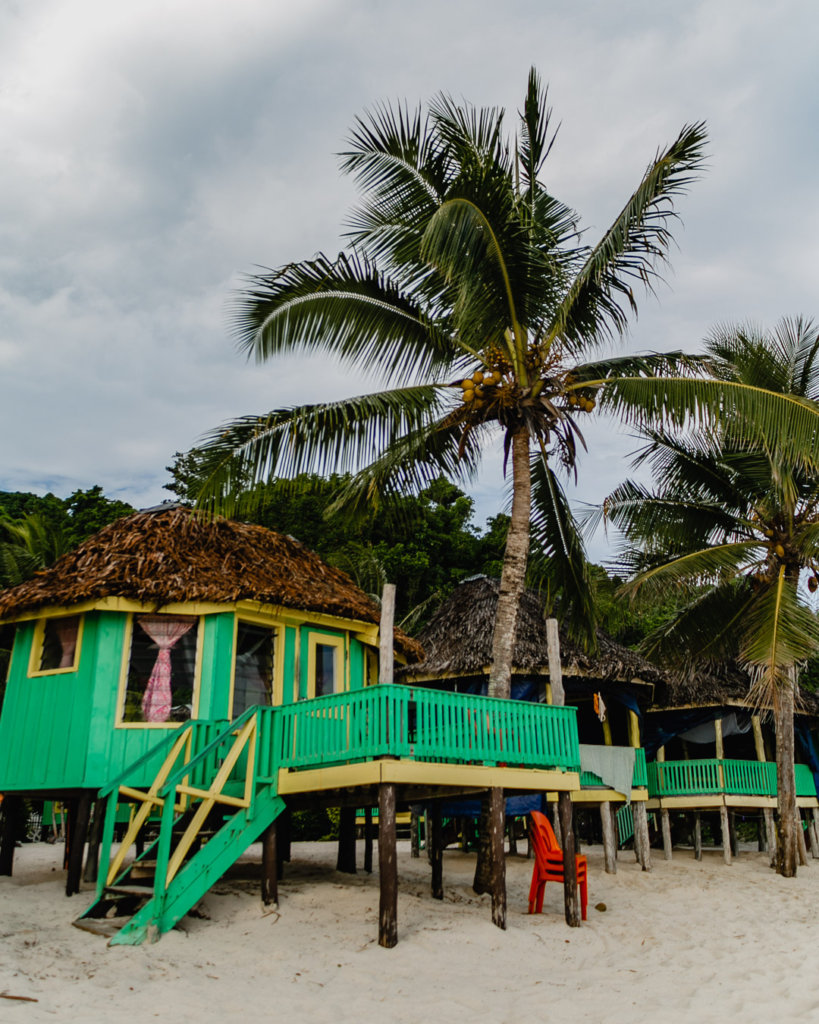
[0,508,422,663]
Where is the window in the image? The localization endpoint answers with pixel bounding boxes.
[30,615,82,675]
[121,614,199,724]
[307,632,345,698]
[232,622,276,717]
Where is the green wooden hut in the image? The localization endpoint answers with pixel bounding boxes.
[0,508,584,946]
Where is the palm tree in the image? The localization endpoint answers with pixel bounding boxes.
[0,512,71,587]
[600,317,819,876]
[196,69,706,699]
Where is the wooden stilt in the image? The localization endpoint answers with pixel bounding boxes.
[261,820,278,906]
[757,814,767,852]
[508,817,518,856]
[558,791,580,927]
[551,801,562,846]
[806,811,818,860]
[806,809,819,860]
[661,808,673,861]
[488,786,506,930]
[83,799,105,884]
[337,806,357,874]
[764,808,777,868]
[364,807,373,874]
[796,809,809,867]
[719,805,732,866]
[378,783,398,948]
[601,801,617,874]
[0,795,22,876]
[429,802,443,900]
[694,811,702,861]
[729,811,739,859]
[609,802,619,861]
[66,793,92,896]
[636,801,651,871]
[410,806,420,859]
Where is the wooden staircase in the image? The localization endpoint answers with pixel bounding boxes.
[75,707,284,945]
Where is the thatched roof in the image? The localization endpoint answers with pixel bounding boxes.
[402,576,665,689]
[651,664,819,717]
[0,507,422,662]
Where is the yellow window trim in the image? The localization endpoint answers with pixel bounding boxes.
[306,630,348,699]
[227,616,286,719]
[27,614,85,677]
[114,613,204,729]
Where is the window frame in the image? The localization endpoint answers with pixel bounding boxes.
[228,615,283,719]
[115,612,204,729]
[305,630,347,700]
[27,614,85,677]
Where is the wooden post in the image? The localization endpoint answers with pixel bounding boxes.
[558,791,580,927]
[693,812,702,861]
[379,584,396,686]
[551,801,562,846]
[729,811,739,859]
[410,806,420,859]
[796,809,809,867]
[544,619,565,707]
[488,786,506,929]
[261,820,278,906]
[337,806,357,874]
[600,801,617,874]
[429,802,443,900]
[765,808,777,867]
[0,795,22,876]
[719,804,732,866]
[508,817,518,856]
[546,619,579,926]
[364,807,373,874]
[811,809,819,859]
[661,809,673,861]
[378,783,398,948]
[83,799,105,884]
[633,801,651,871]
[608,802,619,861]
[66,793,92,896]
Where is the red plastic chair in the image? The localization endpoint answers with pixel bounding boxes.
[527,810,588,921]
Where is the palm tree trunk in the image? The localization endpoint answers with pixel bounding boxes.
[475,431,531,927]
[488,430,532,699]
[775,668,798,877]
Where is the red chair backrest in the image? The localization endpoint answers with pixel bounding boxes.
[529,810,561,854]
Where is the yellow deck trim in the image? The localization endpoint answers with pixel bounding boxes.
[570,788,648,803]
[277,761,580,796]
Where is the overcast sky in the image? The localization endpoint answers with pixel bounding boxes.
[1,0,818,558]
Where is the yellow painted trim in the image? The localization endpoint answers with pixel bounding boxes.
[628,710,641,748]
[277,761,581,795]
[572,789,648,803]
[27,613,85,677]
[798,797,819,809]
[114,613,204,728]
[306,631,347,699]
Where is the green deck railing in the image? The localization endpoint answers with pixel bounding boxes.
[579,746,647,791]
[276,685,581,772]
[647,759,818,799]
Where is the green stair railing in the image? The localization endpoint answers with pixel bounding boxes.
[648,759,818,799]
[275,685,581,772]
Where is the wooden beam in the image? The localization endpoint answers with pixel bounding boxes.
[558,791,580,927]
[661,809,673,861]
[410,807,420,859]
[634,801,651,871]
[545,619,565,707]
[601,801,617,874]
[261,820,278,906]
[489,786,506,930]
[82,799,105,884]
[378,783,398,948]
[719,805,732,865]
[379,583,396,686]
[66,793,92,896]
[693,811,702,861]
[363,807,373,874]
[429,803,443,900]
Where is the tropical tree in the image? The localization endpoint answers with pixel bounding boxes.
[195,69,707,700]
[600,317,819,876]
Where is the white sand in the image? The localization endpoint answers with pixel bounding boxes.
[2,840,819,1023]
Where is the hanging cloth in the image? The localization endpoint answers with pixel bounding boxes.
[54,618,79,668]
[138,616,195,723]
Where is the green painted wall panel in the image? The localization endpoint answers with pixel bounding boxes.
[281,626,296,706]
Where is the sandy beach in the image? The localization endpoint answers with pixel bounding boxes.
[2,839,819,1023]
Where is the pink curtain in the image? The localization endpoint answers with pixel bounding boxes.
[54,618,79,669]
[138,616,195,723]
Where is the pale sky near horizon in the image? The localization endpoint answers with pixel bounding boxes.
[1,1,818,560]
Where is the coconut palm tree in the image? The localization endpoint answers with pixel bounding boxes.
[600,317,819,876]
[195,69,707,701]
